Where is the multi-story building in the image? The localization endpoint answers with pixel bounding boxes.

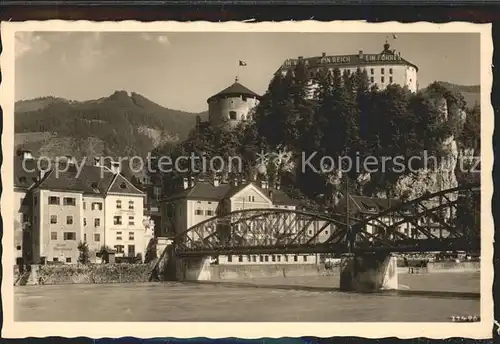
[14,152,154,264]
[160,177,334,265]
[207,77,261,128]
[277,41,418,96]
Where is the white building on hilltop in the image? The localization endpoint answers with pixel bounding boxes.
[277,41,418,96]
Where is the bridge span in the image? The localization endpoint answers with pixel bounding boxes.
[152,184,480,292]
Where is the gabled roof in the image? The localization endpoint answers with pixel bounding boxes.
[107,173,145,196]
[13,158,45,190]
[335,194,401,216]
[34,164,115,195]
[163,181,299,206]
[18,158,144,197]
[207,82,260,102]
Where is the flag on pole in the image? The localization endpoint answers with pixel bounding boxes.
[239,60,247,66]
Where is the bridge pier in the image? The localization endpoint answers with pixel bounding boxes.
[339,253,398,292]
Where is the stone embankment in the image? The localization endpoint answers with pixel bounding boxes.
[15,264,151,286]
[14,260,479,286]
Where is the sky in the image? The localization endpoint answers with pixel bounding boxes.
[15,32,480,113]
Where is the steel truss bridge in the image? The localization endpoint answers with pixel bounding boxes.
[173,184,480,257]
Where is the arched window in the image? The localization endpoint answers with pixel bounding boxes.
[229,111,237,120]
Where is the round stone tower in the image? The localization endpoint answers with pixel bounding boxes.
[207,77,260,129]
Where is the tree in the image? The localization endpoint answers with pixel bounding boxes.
[77,241,90,265]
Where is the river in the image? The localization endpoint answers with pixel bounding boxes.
[14,272,480,322]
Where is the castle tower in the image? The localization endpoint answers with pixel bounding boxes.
[207,77,260,129]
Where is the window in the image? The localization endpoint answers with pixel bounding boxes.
[83,202,86,210]
[265,256,269,262]
[229,111,237,120]
[66,257,72,263]
[116,200,122,209]
[228,255,232,262]
[94,233,101,242]
[63,197,76,206]
[325,230,329,235]
[242,95,247,101]
[128,245,135,257]
[271,255,276,262]
[116,231,122,240]
[94,218,101,227]
[381,76,385,83]
[84,218,87,226]
[114,245,124,253]
[389,76,393,83]
[195,209,203,215]
[238,255,243,262]
[50,215,57,224]
[22,214,29,223]
[92,202,103,211]
[252,256,257,262]
[53,257,59,262]
[129,232,135,240]
[277,255,281,262]
[370,77,374,83]
[308,229,312,235]
[259,255,264,262]
[48,196,60,205]
[66,216,73,225]
[303,255,308,262]
[205,210,214,216]
[16,245,21,251]
[84,234,87,242]
[51,232,57,240]
[294,255,298,262]
[63,232,76,240]
[389,68,393,74]
[114,216,122,225]
[128,201,134,210]
[370,68,374,74]
[285,255,289,262]
[381,68,385,74]
[34,196,37,206]
[128,216,135,226]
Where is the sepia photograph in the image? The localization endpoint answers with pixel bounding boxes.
[0,21,493,338]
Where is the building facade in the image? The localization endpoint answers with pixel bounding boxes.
[161,177,335,265]
[207,77,261,128]
[277,41,418,96]
[14,152,154,264]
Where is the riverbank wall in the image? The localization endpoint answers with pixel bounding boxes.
[177,261,480,281]
[15,264,151,285]
[15,261,480,285]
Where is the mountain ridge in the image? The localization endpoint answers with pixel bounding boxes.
[15,91,208,163]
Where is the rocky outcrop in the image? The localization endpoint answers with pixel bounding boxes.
[393,97,467,203]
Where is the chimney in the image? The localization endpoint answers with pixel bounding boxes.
[231,177,239,187]
[20,150,34,161]
[275,180,281,190]
[110,161,121,174]
[213,176,220,187]
[322,52,326,57]
[39,169,48,180]
[298,56,303,60]
[358,50,363,58]
[93,157,101,166]
[182,177,189,189]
